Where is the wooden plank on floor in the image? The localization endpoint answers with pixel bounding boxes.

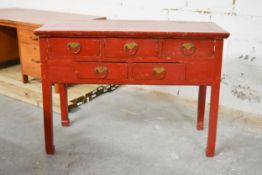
[0,65,100,113]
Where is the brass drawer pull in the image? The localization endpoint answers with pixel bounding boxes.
[181,43,196,56]
[152,67,166,75]
[67,42,81,54]
[95,66,108,74]
[31,58,40,63]
[124,42,138,56]
[30,36,39,41]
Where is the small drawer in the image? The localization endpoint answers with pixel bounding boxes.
[104,39,159,58]
[162,39,214,58]
[48,38,101,57]
[131,63,185,81]
[75,62,127,79]
[20,43,40,64]
[18,28,39,45]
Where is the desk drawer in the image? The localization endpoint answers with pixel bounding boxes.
[131,63,185,81]
[20,43,40,64]
[162,39,214,58]
[18,28,39,45]
[75,62,127,79]
[48,38,101,57]
[20,43,41,77]
[104,39,159,58]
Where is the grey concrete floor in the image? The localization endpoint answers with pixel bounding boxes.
[0,87,262,175]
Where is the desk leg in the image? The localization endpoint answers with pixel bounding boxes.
[206,82,220,157]
[42,80,55,154]
[59,84,70,127]
[197,85,206,130]
[22,74,29,83]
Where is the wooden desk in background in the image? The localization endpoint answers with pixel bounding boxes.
[0,8,105,126]
[35,20,229,157]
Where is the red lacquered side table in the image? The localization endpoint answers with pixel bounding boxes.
[35,20,229,157]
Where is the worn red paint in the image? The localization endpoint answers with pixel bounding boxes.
[35,20,229,157]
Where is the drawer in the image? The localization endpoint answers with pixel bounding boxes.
[131,63,185,81]
[20,43,40,64]
[162,39,214,58]
[104,39,159,58]
[19,43,41,77]
[75,62,127,79]
[48,38,101,57]
[18,28,39,45]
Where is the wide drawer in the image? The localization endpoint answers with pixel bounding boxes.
[48,38,101,57]
[131,63,185,81]
[162,39,214,58]
[104,39,159,58]
[18,28,39,45]
[75,62,127,79]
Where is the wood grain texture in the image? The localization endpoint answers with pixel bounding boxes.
[0,65,100,113]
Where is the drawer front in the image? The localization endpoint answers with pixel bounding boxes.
[20,43,41,77]
[18,28,39,45]
[162,39,214,58]
[131,63,185,81]
[48,38,101,57]
[75,62,127,79]
[20,43,40,64]
[104,39,159,58]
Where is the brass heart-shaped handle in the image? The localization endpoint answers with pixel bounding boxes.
[124,42,138,56]
[152,67,166,75]
[67,42,81,54]
[95,66,108,74]
[181,43,196,56]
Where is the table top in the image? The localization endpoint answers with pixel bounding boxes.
[35,20,229,39]
[0,8,105,27]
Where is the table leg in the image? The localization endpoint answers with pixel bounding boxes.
[59,83,70,127]
[54,84,60,93]
[42,80,55,154]
[22,74,29,83]
[197,85,206,130]
[206,82,220,157]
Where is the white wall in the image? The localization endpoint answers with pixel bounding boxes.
[0,0,261,115]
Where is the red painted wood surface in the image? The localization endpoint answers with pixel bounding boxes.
[36,20,229,157]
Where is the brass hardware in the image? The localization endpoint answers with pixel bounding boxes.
[31,58,40,63]
[181,43,195,50]
[95,66,108,74]
[67,42,81,54]
[124,42,138,55]
[152,67,166,75]
[30,36,39,41]
[67,42,81,49]
[181,43,196,56]
[124,42,138,50]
